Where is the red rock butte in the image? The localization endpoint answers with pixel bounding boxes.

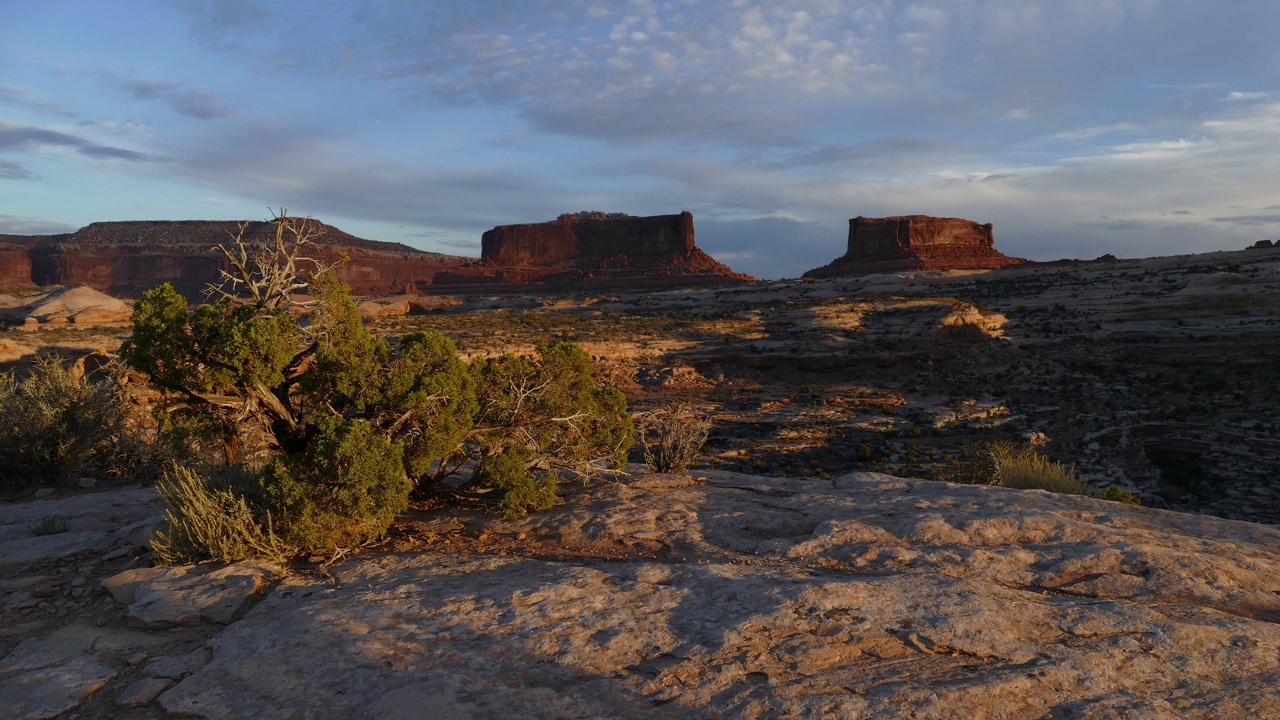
[803,215,1027,278]
[0,220,470,298]
[431,211,753,290]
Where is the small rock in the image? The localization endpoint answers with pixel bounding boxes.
[101,567,167,605]
[34,488,56,499]
[115,677,174,709]
[127,651,149,666]
[144,646,212,680]
[78,477,98,489]
[100,547,130,561]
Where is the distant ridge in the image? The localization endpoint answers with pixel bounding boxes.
[0,219,470,297]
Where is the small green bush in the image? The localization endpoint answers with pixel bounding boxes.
[29,514,69,536]
[151,465,290,565]
[260,417,409,551]
[1101,486,1142,505]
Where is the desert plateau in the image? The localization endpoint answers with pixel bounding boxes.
[6,3,1280,717]
[1,212,1278,718]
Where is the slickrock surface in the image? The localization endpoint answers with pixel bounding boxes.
[0,286,132,325]
[157,470,1280,719]
[804,215,1027,278]
[0,220,469,297]
[434,212,753,290]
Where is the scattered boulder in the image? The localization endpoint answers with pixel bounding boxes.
[102,561,278,629]
[357,297,411,318]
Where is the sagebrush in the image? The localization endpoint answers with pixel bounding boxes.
[638,403,710,474]
[0,354,155,489]
[151,465,291,565]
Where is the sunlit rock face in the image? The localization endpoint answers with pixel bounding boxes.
[482,211,696,266]
[804,215,1027,278]
[433,211,754,290]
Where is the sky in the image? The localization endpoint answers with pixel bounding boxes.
[2,1,1279,279]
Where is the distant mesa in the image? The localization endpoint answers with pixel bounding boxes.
[1248,239,1275,250]
[0,220,469,298]
[432,211,754,290]
[0,212,751,297]
[803,215,1028,278]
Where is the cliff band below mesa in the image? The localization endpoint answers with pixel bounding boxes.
[432,211,753,289]
[804,215,1027,278]
[0,221,470,298]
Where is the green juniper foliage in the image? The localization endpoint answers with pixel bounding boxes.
[125,213,631,558]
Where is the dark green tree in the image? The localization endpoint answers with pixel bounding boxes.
[125,212,632,553]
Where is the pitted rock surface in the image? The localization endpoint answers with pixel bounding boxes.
[162,471,1280,719]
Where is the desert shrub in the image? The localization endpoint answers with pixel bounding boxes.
[29,514,69,536]
[260,417,408,551]
[950,441,1090,495]
[0,354,151,489]
[469,342,633,480]
[1101,486,1142,505]
[638,403,710,474]
[125,213,632,556]
[151,465,290,565]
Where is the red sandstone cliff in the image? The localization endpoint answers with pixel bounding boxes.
[803,215,1027,278]
[432,211,753,290]
[1,221,470,297]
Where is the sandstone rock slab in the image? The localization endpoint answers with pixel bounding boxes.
[102,561,278,629]
[162,471,1280,719]
[0,486,159,570]
[115,677,175,708]
[0,619,168,719]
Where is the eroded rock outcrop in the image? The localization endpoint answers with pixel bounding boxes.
[804,215,1027,278]
[0,285,132,325]
[157,470,1280,719]
[433,211,753,290]
[1,221,470,297]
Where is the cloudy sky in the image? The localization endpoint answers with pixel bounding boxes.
[2,1,1278,278]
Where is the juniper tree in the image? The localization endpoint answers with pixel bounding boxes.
[125,211,632,552]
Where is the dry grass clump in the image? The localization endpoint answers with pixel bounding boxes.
[984,441,1091,495]
[949,440,1090,495]
[151,465,291,565]
[639,403,711,474]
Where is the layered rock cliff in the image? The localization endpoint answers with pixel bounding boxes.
[0,221,470,297]
[433,211,753,290]
[804,215,1027,278]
